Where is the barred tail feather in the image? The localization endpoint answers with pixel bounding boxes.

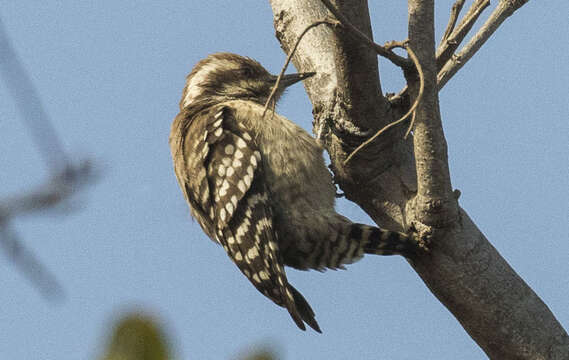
[360,224,420,258]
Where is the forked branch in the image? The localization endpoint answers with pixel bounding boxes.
[438,0,530,90]
[437,0,490,71]
[440,0,465,43]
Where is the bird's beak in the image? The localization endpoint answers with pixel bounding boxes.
[275,72,316,89]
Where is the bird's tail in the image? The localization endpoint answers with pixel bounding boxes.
[287,285,321,333]
[357,224,423,258]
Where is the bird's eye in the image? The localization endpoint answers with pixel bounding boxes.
[240,67,254,77]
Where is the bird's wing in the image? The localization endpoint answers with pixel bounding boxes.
[172,105,319,332]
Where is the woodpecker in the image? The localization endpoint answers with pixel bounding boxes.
[170,53,423,333]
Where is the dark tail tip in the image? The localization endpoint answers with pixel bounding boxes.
[289,285,322,333]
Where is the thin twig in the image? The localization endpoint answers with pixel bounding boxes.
[344,43,424,165]
[1,16,101,300]
[263,19,338,118]
[436,0,490,71]
[0,223,64,301]
[441,0,465,44]
[0,18,68,174]
[0,161,96,298]
[1,161,96,217]
[319,0,411,69]
[438,0,530,90]
[389,0,491,104]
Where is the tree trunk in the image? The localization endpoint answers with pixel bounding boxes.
[268,0,569,358]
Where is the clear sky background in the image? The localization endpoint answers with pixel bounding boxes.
[0,1,567,359]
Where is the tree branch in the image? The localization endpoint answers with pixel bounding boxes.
[319,0,411,70]
[0,161,96,299]
[408,0,458,226]
[1,17,100,299]
[438,0,530,90]
[268,0,568,358]
[440,0,465,44]
[436,0,490,71]
[0,18,68,174]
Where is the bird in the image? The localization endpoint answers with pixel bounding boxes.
[169,52,424,333]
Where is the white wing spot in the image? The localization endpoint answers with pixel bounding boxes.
[219,179,229,197]
[220,208,226,222]
[243,269,250,277]
[236,223,247,238]
[227,236,235,245]
[254,151,261,161]
[252,273,261,283]
[224,144,234,155]
[222,157,231,167]
[234,252,243,261]
[259,270,270,281]
[242,132,252,141]
[231,195,238,207]
[226,166,235,177]
[234,149,244,159]
[213,118,223,127]
[250,155,257,166]
[247,247,259,259]
[232,159,242,168]
[236,138,247,148]
[203,131,208,142]
[214,127,223,137]
[237,180,246,193]
[247,165,254,177]
[243,174,252,187]
[225,202,234,215]
[217,164,226,177]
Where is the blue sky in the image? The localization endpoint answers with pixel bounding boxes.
[0,1,567,359]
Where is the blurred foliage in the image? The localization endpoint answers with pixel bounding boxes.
[99,313,171,360]
[239,349,278,360]
[98,311,280,360]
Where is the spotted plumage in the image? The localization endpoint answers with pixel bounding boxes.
[170,53,423,333]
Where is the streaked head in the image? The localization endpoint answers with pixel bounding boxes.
[180,53,315,108]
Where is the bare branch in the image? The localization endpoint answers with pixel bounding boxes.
[0,18,68,174]
[319,0,412,69]
[0,161,97,298]
[0,223,64,301]
[269,1,569,358]
[1,161,97,218]
[408,0,457,225]
[1,17,101,299]
[437,0,490,71]
[441,0,465,43]
[438,0,530,90]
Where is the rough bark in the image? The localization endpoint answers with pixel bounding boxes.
[268,0,569,358]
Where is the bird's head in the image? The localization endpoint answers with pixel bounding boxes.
[180,53,315,109]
